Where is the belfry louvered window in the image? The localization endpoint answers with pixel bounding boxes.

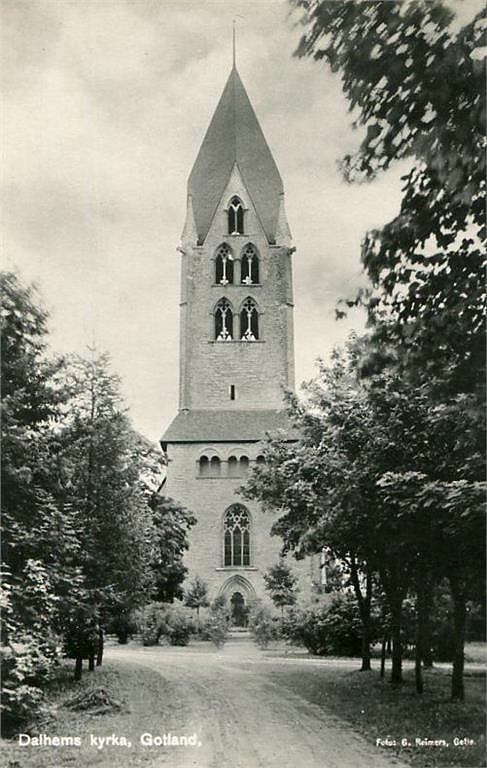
[228,197,244,235]
[215,298,233,341]
[215,244,234,285]
[240,297,259,341]
[224,505,251,566]
[241,244,259,285]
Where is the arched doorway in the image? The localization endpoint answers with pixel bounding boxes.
[219,575,256,628]
[230,591,248,627]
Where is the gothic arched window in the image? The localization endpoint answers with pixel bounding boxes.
[240,297,259,341]
[241,244,259,285]
[224,505,251,567]
[215,298,233,341]
[215,244,234,285]
[228,197,244,235]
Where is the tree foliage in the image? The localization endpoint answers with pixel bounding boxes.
[293,0,486,387]
[1,271,194,725]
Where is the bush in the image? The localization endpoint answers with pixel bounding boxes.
[106,613,137,644]
[201,598,229,648]
[134,603,169,646]
[249,603,281,649]
[165,613,192,646]
[283,593,365,656]
[1,565,60,733]
[205,611,228,648]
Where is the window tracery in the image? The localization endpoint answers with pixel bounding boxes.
[215,298,233,341]
[240,297,259,341]
[241,244,259,285]
[224,505,251,567]
[215,244,234,285]
[228,197,244,235]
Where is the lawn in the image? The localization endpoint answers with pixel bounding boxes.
[1,659,184,768]
[263,661,486,768]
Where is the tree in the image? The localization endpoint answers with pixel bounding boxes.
[57,352,162,670]
[243,334,485,693]
[150,495,196,603]
[263,561,298,620]
[292,0,485,390]
[1,272,85,722]
[184,578,209,628]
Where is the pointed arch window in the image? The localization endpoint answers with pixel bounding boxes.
[240,298,259,341]
[215,298,233,341]
[228,197,244,235]
[241,244,259,285]
[215,244,234,285]
[224,505,251,567]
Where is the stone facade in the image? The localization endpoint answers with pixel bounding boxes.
[162,65,318,620]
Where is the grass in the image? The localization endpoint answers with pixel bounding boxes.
[263,662,486,768]
[1,659,186,768]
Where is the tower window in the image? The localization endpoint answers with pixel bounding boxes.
[239,456,249,475]
[199,454,221,477]
[215,243,234,285]
[224,504,251,566]
[240,297,259,341]
[241,244,259,285]
[230,384,236,400]
[199,455,210,477]
[228,456,239,477]
[215,298,233,341]
[228,197,244,235]
[210,456,221,476]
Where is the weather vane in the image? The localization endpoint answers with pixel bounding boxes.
[233,16,243,67]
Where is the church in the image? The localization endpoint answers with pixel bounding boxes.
[161,59,315,625]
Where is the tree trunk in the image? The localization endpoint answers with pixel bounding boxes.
[88,655,95,671]
[449,574,467,702]
[380,636,387,678]
[96,628,104,666]
[349,555,372,671]
[389,596,403,686]
[74,656,83,680]
[422,580,434,668]
[415,579,427,694]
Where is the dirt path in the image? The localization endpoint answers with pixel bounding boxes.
[108,639,408,768]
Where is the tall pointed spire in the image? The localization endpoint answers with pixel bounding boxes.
[232,19,236,69]
[188,67,283,244]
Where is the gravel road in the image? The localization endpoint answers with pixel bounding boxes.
[107,638,408,768]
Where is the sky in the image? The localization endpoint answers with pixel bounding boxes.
[4,0,468,443]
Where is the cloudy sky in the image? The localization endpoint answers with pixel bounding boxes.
[3,0,421,441]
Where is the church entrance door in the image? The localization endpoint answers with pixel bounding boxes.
[230,591,247,627]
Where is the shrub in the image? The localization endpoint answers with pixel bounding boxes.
[165,613,192,646]
[106,613,137,644]
[205,611,228,648]
[249,603,281,649]
[201,598,229,648]
[283,594,365,656]
[1,564,60,733]
[134,602,169,646]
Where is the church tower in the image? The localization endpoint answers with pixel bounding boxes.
[162,62,308,621]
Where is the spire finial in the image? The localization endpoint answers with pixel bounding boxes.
[232,16,242,68]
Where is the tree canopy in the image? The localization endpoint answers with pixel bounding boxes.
[292,0,486,388]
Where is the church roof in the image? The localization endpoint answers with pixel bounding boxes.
[161,409,297,446]
[188,67,283,244]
